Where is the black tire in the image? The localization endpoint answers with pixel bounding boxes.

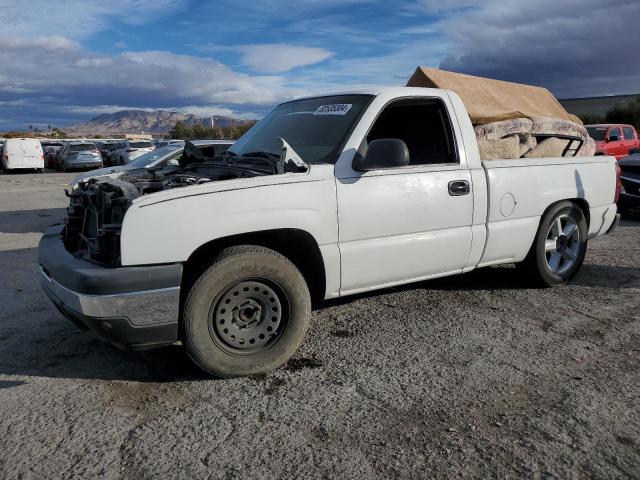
[183,245,312,377]
[520,201,588,287]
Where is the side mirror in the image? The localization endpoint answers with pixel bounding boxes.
[607,135,619,142]
[352,139,410,171]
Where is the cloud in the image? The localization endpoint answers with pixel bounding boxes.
[0,35,300,128]
[240,44,333,73]
[205,44,334,73]
[0,0,187,39]
[0,37,296,105]
[0,36,80,51]
[114,41,127,49]
[435,0,640,97]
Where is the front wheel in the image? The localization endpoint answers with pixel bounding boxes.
[521,201,588,286]
[183,245,312,377]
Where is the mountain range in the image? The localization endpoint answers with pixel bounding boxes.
[65,109,250,135]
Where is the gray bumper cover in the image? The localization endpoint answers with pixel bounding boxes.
[38,225,181,350]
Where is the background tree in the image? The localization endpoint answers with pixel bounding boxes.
[605,98,640,131]
[577,98,640,131]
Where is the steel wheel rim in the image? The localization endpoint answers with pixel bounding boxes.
[545,214,580,275]
[209,279,287,353]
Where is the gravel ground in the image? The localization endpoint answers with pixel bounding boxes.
[0,172,638,479]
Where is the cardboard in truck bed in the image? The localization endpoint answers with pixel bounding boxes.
[407,67,582,126]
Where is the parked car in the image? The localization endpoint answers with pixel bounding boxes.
[70,140,234,189]
[39,87,620,377]
[618,152,640,216]
[157,139,185,148]
[56,141,103,171]
[43,146,59,169]
[586,124,640,160]
[95,141,119,165]
[41,141,63,169]
[109,140,155,165]
[2,138,44,172]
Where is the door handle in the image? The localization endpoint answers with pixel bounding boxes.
[448,180,470,196]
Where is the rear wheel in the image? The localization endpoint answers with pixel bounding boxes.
[183,245,312,377]
[521,201,588,286]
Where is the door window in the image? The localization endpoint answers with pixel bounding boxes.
[366,98,458,165]
[623,127,635,140]
[608,127,621,140]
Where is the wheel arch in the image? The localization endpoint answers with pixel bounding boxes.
[520,198,590,264]
[180,228,327,308]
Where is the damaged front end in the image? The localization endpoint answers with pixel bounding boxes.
[63,140,309,266]
[65,166,278,266]
[65,176,139,266]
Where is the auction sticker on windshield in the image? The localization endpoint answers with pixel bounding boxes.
[313,104,353,116]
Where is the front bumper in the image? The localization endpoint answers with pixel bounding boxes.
[38,225,182,350]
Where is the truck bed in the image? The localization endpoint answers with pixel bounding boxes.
[478,155,618,268]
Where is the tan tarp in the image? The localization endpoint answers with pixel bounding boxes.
[407,67,582,126]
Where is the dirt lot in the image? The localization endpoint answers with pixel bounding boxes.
[0,172,638,479]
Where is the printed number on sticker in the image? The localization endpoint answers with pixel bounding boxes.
[313,104,353,116]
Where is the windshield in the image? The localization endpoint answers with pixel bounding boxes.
[127,145,181,168]
[587,127,607,141]
[69,143,96,152]
[129,141,153,148]
[228,94,372,164]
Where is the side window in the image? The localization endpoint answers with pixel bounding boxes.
[623,127,635,140]
[609,127,621,140]
[366,98,457,165]
[165,152,181,166]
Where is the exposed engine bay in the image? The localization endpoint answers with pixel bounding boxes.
[64,163,277,265]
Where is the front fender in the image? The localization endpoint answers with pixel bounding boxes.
[119,168,337,266]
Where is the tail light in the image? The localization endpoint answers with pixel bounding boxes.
[614,162,622,203]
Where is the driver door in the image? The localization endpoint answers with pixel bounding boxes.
[336,97,474,295]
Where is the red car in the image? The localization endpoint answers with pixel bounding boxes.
[586,123,640,160]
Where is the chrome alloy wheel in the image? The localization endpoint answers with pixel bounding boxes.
[545,214,580,275]
[210,280,286,352]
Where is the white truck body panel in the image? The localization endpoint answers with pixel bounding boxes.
[120,164,344,296]
[2,138,44,170]
[117,87,618,300]
[479,157,617,267]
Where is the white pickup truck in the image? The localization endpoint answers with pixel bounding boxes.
[39,87,621,377]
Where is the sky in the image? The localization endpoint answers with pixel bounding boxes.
[0,0,638,130]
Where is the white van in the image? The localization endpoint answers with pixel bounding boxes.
[1,138,45,172]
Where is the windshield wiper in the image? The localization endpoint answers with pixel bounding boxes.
[220,149,237,158]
